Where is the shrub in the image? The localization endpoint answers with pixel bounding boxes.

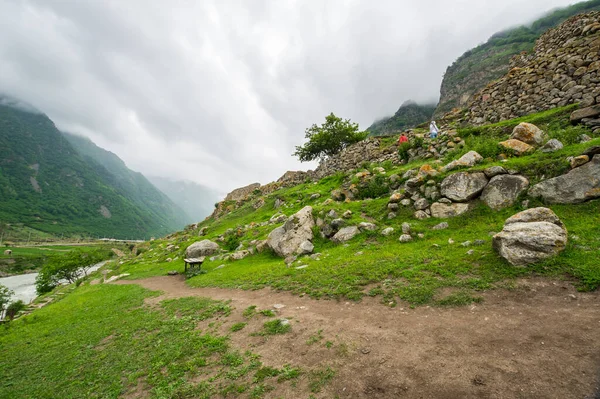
[5,300,25,320]
[356,174,390,200]
[0,284,14,314]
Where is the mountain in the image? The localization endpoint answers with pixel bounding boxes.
[147,176,219,223]
[434,0,600,118]
[63,132,190,228]
[368,101,436,136]
[0,97,187,239]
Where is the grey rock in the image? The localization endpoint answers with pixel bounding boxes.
[398,234,413,243]
[529,155,600,204]
[400,199,412,206]
[358,222,377,231]
[474,240,486,246]
[186,240,220,258]
[388,212,397,219]
[414,198,430,211]
[481,175,529,210]
[401,222,411,235]
[540,139,564,153]
[493,207,568,266]
[510,122,545,146]
[442,151,483,172]
[331,218,346,229]
[432,222,449,230]
[310,193,321,200]
[414,210,430,220]
[430,202,471,218]
[381,227,395,236]
[437,198,452,204]
[332,226,360,243]
[461,241,472,247]
[582,145,600,158]
[388,203,399,211]
[484,166,508,178]
[578,134,592,143]
[440,172,488,202]
[342,210,353,219]
[270,214,287,224]
[297,240,314,255]
[230,250,250,260]
[327,209,338,218]
[267,206,315,257]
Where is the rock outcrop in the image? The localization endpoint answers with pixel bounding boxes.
[186,240,220,258]
[224,183,261,201]
[493,208,568,266]
[529,154,600,203]
[440,172,488,202]
[267,206,315,257]
[481,175,529,210]
[467,12,600,125]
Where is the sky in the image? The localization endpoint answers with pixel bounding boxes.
[0,0,581,196]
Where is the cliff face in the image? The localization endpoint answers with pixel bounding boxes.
[466,12,600,125]
[434,0,600,119]
[368,101,436,136]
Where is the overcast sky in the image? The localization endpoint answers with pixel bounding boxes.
[0,0,580,195]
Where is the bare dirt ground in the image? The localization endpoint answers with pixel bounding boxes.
[115,277,600,399]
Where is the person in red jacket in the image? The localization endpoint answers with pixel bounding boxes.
[398,132,408,144]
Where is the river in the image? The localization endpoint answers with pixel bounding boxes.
[0,261,107,304]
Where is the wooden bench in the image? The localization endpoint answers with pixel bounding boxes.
[184,257,205,273]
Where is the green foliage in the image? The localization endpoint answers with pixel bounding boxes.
[243,305,258,319]
[356,174,390,200]
[35,248,113,294]
[4,300,25,320]
[260,319,292,335]
[0,285,13,314]
[294,113,367,162]
[368,101,436,136]
[259,309,276,317]
[230,322,247,332]
[223,232,241,251]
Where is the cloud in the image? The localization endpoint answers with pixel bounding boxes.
[0,0,579,194]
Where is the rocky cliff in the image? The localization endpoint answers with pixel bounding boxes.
[466,12,600,125]
[368,101,435,136]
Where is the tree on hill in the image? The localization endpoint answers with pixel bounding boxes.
[293,113,367,162]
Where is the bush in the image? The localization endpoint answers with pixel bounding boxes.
[223,234,241,252]
[5,300,25,320]
[356,174,390,200]
[0,284,14,315]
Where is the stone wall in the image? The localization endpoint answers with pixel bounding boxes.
[466,12,600,125]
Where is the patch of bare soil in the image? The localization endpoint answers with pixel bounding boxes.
[114,277,600,399]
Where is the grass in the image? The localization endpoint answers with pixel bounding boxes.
[308,367,336,393]
[230,322,247,332]
[259,319,292,336]
[0,284,304,398]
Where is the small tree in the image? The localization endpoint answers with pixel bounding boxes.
[0,284,14,317]
[293,113,367,162]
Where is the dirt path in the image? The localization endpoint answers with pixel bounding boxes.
[115,277,600,398]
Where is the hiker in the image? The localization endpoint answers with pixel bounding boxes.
[429,120,439,139]
[398,132,408,145]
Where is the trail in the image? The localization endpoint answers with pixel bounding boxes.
[115,276,600,398]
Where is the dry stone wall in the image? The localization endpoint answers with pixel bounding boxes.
[466,12,600,125]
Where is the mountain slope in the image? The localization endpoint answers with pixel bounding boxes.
[147,175,219,223]
[368,101,436,136]
[434,0,600,118]
[63,133,190,229]
[0,99,182,239]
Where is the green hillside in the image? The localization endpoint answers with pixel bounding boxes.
[0,101,182,239]
[147,175,220,223]
[434,0,600,118]
[63,133,190,229]
[368,101,435,136]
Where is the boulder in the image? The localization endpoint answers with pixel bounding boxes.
[398,234,413,243]
[267,206,315,257]
[529,154,600,204]
[297,240,314,255]
[414,210,430,220]
[498,139,534,156]
[401,222,411,235]
[510,123,545,146]
[442,151,483,172]
[381,227,394,236]
[493,208,568,266]
[186,240,220,258]
[540,139,564,153]
[389,193,403,203]
[430,202,471,218]
[440,172,488,202]
[230,250,250,261]
[570,155,590,168]
[483,166,507,178]
[332,226,360,243]
[570,105,600,123]
[414,198,429,211]
[481,175,529,210]
[432,222,449,230]
[358,222,377,231]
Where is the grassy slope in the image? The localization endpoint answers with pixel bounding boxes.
[368,102,436,137]
[113,105,600,306]
[0,284,307,398]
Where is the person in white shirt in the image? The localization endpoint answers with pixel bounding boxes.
[429,121,439,139]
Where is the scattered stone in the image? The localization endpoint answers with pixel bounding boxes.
[570,155,590,168]
[483,166,507,178]
[440,172,488,202]
[461,241,472,247]
[297,240,314,255]
[216,264,226,269]
[331,218,346,229]
[481,175,529,210]
[388,212,397,219]
[388,203,399,211]
[498,139,534,156]
[432,222,449,230]
[267,206,315,257]
[400,199,412,206]
[310,193,321,200]
[529,154,600,204]
[442,151,483,172]
[414,198,429,211]
[399,234,413,243]
[310,253,322,260]
[327,209,338,218]
[342,210,353,219]
[570,105,600,122]
[540,139,564,153]
[295,265,308,270]
[355,251,364,256]
[167,270,179,276]
[430,202,471,218]
[510,123,545,146]
[270,214,287,224]
[332,226,360,243]
[474,240,486,246]
[274,198,285,209]
[417,233,425,239]
[578,134,592,143]
[381,227,394,236]
[493,207,568,266]
[448,238,455,244]
[389,193,403,203]
[186,240,221,258]
[166,258,173,262]
[358,222,377,231]
[230,250,250,260]
[414,210,429,220]
[467,250,475,255]
[401,222,411,235]
[273,304,285,309]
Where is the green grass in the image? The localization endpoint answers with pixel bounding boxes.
[259,319,292,336]
[230,322,247,332]
[0,284,303,398]
[308,367,336,393]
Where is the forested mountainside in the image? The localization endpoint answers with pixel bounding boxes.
[147,175,220,224]
[368,101,436,136]
[0,99,186,239]
[434,0,600,118]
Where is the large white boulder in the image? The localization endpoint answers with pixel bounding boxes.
[440,172,488,202]
[186,240,220,258]
[481,175,529,210]
[267,206,315,257]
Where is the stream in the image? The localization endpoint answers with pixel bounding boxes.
[0,261,107,304]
